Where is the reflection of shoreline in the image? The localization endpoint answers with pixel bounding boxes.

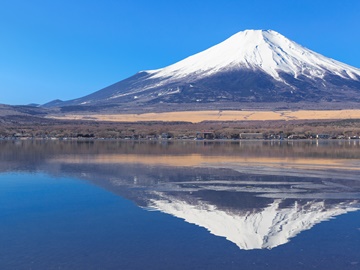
[148,193,360,250]
[49,154,360,182]
[51,154,360,171]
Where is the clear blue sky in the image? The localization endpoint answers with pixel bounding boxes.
[1,0,360,105]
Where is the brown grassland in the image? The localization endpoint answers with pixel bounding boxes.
[48,109,360,123]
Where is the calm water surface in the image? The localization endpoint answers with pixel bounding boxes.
[0,140,359,269]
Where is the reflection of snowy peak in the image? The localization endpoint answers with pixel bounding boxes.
[46,30,360,110]
[149,194,359,250]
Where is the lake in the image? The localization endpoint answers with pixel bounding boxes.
[0,140,359,269]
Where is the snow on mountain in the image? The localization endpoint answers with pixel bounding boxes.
[149,194,359,250]
[146,30,360,82]
[45,29,360,109]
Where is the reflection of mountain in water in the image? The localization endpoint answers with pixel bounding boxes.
[67,162,360,250]
[147,192,359,250]
[1,140,360,250]
[54,161,359,250]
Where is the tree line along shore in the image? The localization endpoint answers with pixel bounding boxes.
[1,115,360,140]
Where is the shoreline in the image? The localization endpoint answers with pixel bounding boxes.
[2,113,360,140]
[2,137,360,142]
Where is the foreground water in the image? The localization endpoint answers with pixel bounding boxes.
[0,140,359,269]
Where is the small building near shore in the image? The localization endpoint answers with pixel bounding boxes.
[196,131,215,140]
[160,133,169,140]
[316,134,330,139]
[288,134,307,140]
[240,133,264,140]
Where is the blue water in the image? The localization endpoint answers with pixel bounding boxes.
[0,172,359,270]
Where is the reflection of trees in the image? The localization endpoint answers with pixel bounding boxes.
[1,140,360,165]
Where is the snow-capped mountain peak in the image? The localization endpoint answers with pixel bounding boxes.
[46,29,360,109]
[147,29,360,82]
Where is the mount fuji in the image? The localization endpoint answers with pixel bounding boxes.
[46,30,360,111]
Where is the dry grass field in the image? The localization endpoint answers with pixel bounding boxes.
[48,109,360,123]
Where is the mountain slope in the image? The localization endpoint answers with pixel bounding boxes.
[46,30,360,111]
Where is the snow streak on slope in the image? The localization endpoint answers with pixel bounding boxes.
[149,194,359,250]
[146,30,360,82]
